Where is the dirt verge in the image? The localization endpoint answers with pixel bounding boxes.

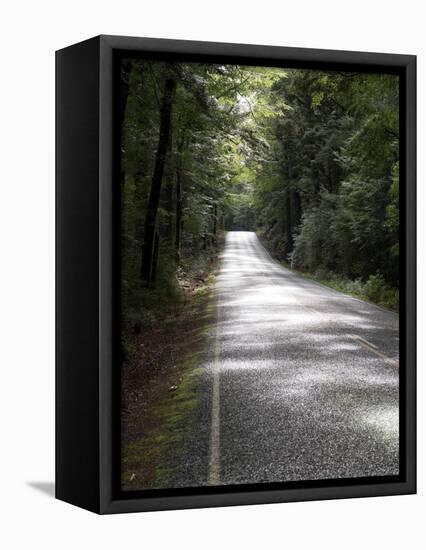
[121,253,219,490]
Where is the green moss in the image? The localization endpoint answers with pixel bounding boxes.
[122,280,216,490]
[122,364,202,487]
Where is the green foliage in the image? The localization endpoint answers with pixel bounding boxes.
[386,162,400,258]
[120,60,242,328]
[305,273,398,311]
[363,273,398,308]
[251,69,399,306]
[121,60,400,325]
[290,192,339,272]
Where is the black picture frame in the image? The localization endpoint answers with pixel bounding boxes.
[56,35,416,514]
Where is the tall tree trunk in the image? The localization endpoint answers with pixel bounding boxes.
[165,130,174,245]
[166,176,174,244]
[174,130,187,263]
[141,77,176,283]
[284,189,293,257]
[292,190,302,229]
[175,170,182,262]
[119,60,133,218]
[212,203,218,247]
[151,232,160,283]
[119,59,132,129]
[213,203,218,241]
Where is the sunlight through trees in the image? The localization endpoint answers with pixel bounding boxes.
[120,60,399,333]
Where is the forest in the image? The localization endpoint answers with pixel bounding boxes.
[120,59,400,337]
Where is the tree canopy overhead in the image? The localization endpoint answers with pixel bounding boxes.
[120,59,399,328]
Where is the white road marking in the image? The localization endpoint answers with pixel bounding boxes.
[206,233,398,485]
[304,304,399,368]
[351,334,378,349]
[208,292,222,485]
[349,335,399,368]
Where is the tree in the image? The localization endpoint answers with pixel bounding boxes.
[120,60,400,329]
[141,77,176,284]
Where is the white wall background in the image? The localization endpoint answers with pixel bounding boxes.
[0,1,423,548]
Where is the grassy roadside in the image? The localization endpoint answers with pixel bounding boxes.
[258,233,398,312]
[121,250,219,491]
[294,270,399,312]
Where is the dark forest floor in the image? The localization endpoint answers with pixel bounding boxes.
[121,248,220,490]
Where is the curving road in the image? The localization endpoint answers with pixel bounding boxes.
[172,231,399,487]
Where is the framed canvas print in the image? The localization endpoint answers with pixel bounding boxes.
[56,35,416,514]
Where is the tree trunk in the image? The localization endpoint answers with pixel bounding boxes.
[166,176,174,244]
[174,130,187,263]
[141,77,176,284]
[119,60,133,212]
[175,170,182,262]
[119,59,132,129]
[165,131,174,244]
[283,189,293,256]
[213,203,218,244]
[151,232,160,283]
[292,190,302,229]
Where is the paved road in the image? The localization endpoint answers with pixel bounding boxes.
[172,231,399,487]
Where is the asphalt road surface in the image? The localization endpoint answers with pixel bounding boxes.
[172,231,399,488]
